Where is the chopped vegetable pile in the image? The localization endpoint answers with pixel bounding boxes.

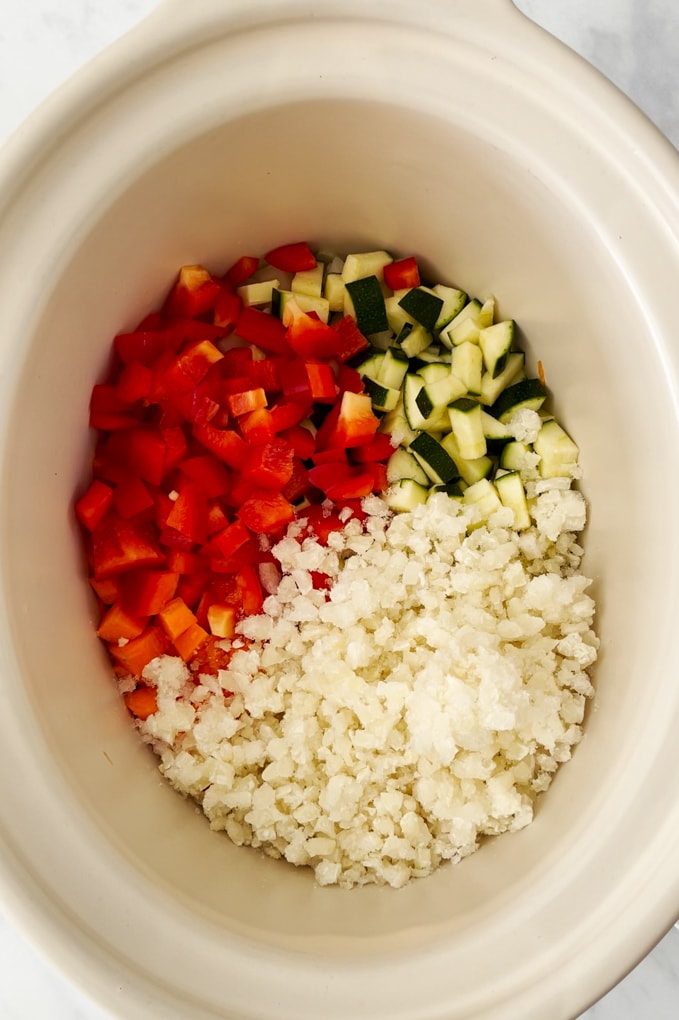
[75,241,598,886]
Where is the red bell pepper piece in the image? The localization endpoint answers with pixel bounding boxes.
[248,357,281,394]
[236,564,264,615]
[242,438,294,490]
[304,361,338,403]
[104,427,167,486]
[192,423,248,469]
[286,314,341,360]
[88,411,141,432]
[213,289,243,332]
[297,504,346,545]
[278,424,315,460]
[239,407,275,444]
[113,476,155,519]
[269,400,311,432]
[161,427,188,476]
[336,363,365,394]
[166,481,208,545]
[165,549,204,575]
[264,242,317,273]
[114,330,170,367]
[326,468,376,502]
[75,479,114,531]
[164,265,222,319]
[236,306,290,354]
[349,432,395,463]
[206,501,231,535]
[116,360,153,405]
[383,256,420,291]
[176,571,211,610]
[91,515,165,578]
[90,384,130,415]
[226,387,267,417]
[236,490,295,534]
[223,254,259,288]
[179,454,232,498]
[221,346,254,377]
[278,359,313,404]
[208,520,251,560]
[368,462,389,492]
[315,392,379,450]
[124,685,159,719]
[332,315,370,363]
[122,569,180,617]
[311,447,348,466]
[160,339,224,398]
[109,624,169,677]
[97,602,147,642]
[281,458,310,503]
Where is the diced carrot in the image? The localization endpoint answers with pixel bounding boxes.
[109,625,168,677]
[173,622,210,661]
[124,685,158,720]
[158,596,198,641]
[207,603,237,639]
[97,602,147,642]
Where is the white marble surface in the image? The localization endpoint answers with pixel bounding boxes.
[1,0,679,1017]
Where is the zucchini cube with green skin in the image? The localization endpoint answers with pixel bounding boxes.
[237,278,281,306]
[492,377,547,422]
[291,264,324,298]
[344,275,389,335]
[398,287,444,331]
[386,448,430,486]
[324,272,345,312]
[462,477,503,526]
[533,419,580,477]
[440,298,482,348]
[495,470,531,529]
[385,291,415,334]
[479,351,525,405]
[447,397,487,460]
[409,432,460,484]
[363,376,401,413]
[479,319,515,378]
[500,440,537,473]
[441,432,493,485]
[376,346,410,390]
[432,284,467,332]
[396,322,433,358]
[384,478,429,512]
[451,341,483,395]
[341,250,393,283]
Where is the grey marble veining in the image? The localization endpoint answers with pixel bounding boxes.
[0,1,678,1018]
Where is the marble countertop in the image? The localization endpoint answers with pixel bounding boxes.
[1,1,678,1017]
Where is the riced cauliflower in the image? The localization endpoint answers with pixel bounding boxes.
[134,489,598,889]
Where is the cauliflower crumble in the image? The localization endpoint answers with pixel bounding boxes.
[132,486,598,889]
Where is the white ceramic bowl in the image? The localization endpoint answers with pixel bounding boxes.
[1,2,679,1017]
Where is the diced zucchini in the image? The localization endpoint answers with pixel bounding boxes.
[377,347,410,390]
[386,448,430,486]
[432,284,467,332]
[441,433,493,485]
[451,341,483,395]
[396,322,433,358]
[463,477,503,525]
[499,440,536,472]
[403,374,450,431]
[440,298,482,348]
[398,287,444,331]
[429,480,464,500]
[385,290,415,334]
[533,419,580,478]
[410,432,460,484]
[479,320,514,378]
[416,362,451,384]
[341,250,393,283]
[237,279,280,306]
[384,478,429,512]
[344,276,389,335]
[356,351,385,382]
[363,377,401,412]
[492,378,547,422]
[447,398,487,460]
[481,410,514,441]
[414,345,450,365]
[274,289,330,323]
[379,404,419,447]
[323,272,346,312]
[479,352,525,406]
[495,471,531,529]
[291,264,324,298]
[478,296,495,328]
[427,373,467,407]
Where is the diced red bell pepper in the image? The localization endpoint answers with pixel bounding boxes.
[124,685,159,720]
[226,387,267,418]
[209,536,262,574]
[165,549,204,574]
[304,361,338,402]
[176,571,211,610]
[264,242,317,273]
[278,424,315,460]
[238,407,275,444]
[336,363,365,394]
[383,255,420,291]
[109,624,169,677]
[161,427,189,476]
[213,289,243,332]
[91,515,165,578]
[75,479,114,531]
[113,476,155,519]
[164,319,227,346]
[315,391,379,450]
[281,457,310,503]
[173,621,210,662]
[180,454,232,498]
[279,359,312,404]
[236,491,295,534]
[368,462,389,492]
[287,314,341,360]
[90,383,132,415]
[223,254,259,288]
[236,564,264,615]
[116,360,153,405]
[114,330,170,367]
[248,357,281,394]
[97,602,147,642]
[192,423,248,469]
[310,447,348,466]
[297,504,346,544]
[206,501,231,535]
[157,596,198,641]
[332,315,370,363]
[242,438,294,489]
[160,339,224,398]
[166,481,208,544]
[221,346,254,377]
[164,265,222,319]
[88,411,141,432]
[208,520,251,560]
[122,569,180,617]
[236,307,290,355]
[104,427,167,486]
[349,432,395,463]
[324,469,375,502]
[269,400,311,432]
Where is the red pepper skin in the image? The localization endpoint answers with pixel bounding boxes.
[192,423,248,469]
[304,361,338,403]
[286,314,341,360]
[226,387,267,418]
[383,256,420,291]
[75,480,114,531]
[113,476,155,519]
[213,289,243,332]
[91,515,165,578]
[166,481,209,545]
[114,330,170,367]
[239,407,276,444]
[116,360,153,405]
[208,520,251,560]
[269,399,312,432]
[236,491,295,534]
[264,242,317,273]
[223,255,259,288]
[236,564,264,615]
[164,265,222,319]
[236,307,290,354]
[335,363,364,394]
[242,438,294,490]
[179,455,232,498]
[331,316,370,363]
[278,424,316,460]
[281,457,310,503]
[349,433,395,463]
[122,570,180,617]
[315,392,379,450]
[104,427,167,487]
